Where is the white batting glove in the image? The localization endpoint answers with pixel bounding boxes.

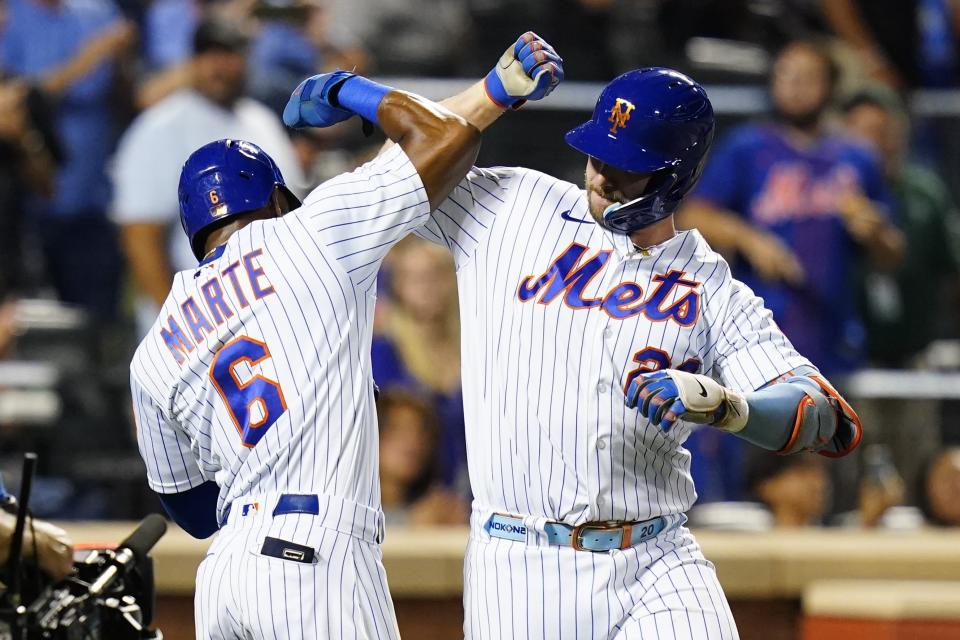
[625,369,749,433]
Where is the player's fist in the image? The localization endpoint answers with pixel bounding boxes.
[484,31,564,109]
[283,71,355,129]
[625,369,748,433]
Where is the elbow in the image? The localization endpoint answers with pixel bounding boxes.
[156,483,220,539]
[414,112,481,210]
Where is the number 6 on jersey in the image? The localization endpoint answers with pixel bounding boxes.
[210,336,287,447]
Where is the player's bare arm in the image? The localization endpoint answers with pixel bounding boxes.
[283,71,480,208]
[440,32,563,131]
[377,91,480,210]
[378,33,563,159]
[283,71,488,210]
[626,365,861,457]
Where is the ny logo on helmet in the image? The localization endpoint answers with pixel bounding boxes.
[608,98,635,134]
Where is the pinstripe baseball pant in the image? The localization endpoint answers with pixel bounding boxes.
[194,496,399,640]
[464,510,739,640]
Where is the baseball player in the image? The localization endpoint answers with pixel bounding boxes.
[420,68,862,638]
[128,36,562,640]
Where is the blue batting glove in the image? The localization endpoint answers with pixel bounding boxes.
[625,370,686,432]
[484,31,564,109]
[283,71,356,129]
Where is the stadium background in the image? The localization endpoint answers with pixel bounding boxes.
[2,0,960,637]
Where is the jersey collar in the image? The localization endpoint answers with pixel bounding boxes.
[199,244,227,266]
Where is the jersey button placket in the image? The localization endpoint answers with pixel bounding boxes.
[582,292,606,520]
[592,257,623,519]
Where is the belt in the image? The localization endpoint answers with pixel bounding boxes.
[485,513,667,552]
[220,494,320,525]
[219,493,385,544]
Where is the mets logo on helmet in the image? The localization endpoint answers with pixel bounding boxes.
[608,98,635,134]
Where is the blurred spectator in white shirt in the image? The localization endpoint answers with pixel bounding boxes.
[110,17,303,333]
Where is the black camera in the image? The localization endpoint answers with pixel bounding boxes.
[10,538,161,639]
[1,456,166,640]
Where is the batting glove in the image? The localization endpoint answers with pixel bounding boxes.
[283,71,356,129]
[484,31,564,109]
[625,369,749,433]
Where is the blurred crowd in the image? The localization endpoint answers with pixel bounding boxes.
[1,0,960,531]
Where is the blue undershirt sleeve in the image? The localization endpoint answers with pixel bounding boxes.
[156,480,220,539]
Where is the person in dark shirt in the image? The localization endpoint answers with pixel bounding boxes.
[0,77,60,300]
[843,88,960,366]
[678,39,904,375]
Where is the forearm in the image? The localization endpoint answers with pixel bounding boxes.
[375,90,480,209]
[439,80,507,132]
[376,80,505,157]
[136,62,193,110]
[819,0,878,51]
[677,199,751,254]
[0,510,11,565]
[15,129,56,196]
[864,223,905,272]
[120,223,174,306]
[156,481,219,539]
[41,22,133,98]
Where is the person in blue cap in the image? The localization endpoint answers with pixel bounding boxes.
[415,67,863,639]
[129,33,562,639]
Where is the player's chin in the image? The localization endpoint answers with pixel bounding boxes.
[587,192,611,225]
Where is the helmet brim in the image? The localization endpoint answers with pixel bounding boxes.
[565,120,675,175]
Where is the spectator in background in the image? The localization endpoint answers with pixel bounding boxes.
[818,0,920,89]
[678,39,903,376]
[819,0,960,88]
[141,0,200,71]
[0,0,135,319]
[745,449,830,527]
[741,445,906,529]
[110,17,303,333]
[378,390,468,527]
[678,41,903,509]
[248,0,322,114]
[0,77,60,301]
[373,236,466,492]
[327,0,468,75]
[842,88,960,367]
[918,447,960,526]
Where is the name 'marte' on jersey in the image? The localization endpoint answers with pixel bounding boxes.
[129,145,430,524]
[418,166,811,524]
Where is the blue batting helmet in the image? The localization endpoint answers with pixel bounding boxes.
[565,68,714,234]
[178,139,301,260]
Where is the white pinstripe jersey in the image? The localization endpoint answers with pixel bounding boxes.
[131,145,428,525]
[419,166,812,523]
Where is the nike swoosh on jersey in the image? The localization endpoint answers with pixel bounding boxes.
[559,210,593,224]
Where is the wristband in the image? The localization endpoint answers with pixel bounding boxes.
[333,76,392,126]
[483,69,515,110]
